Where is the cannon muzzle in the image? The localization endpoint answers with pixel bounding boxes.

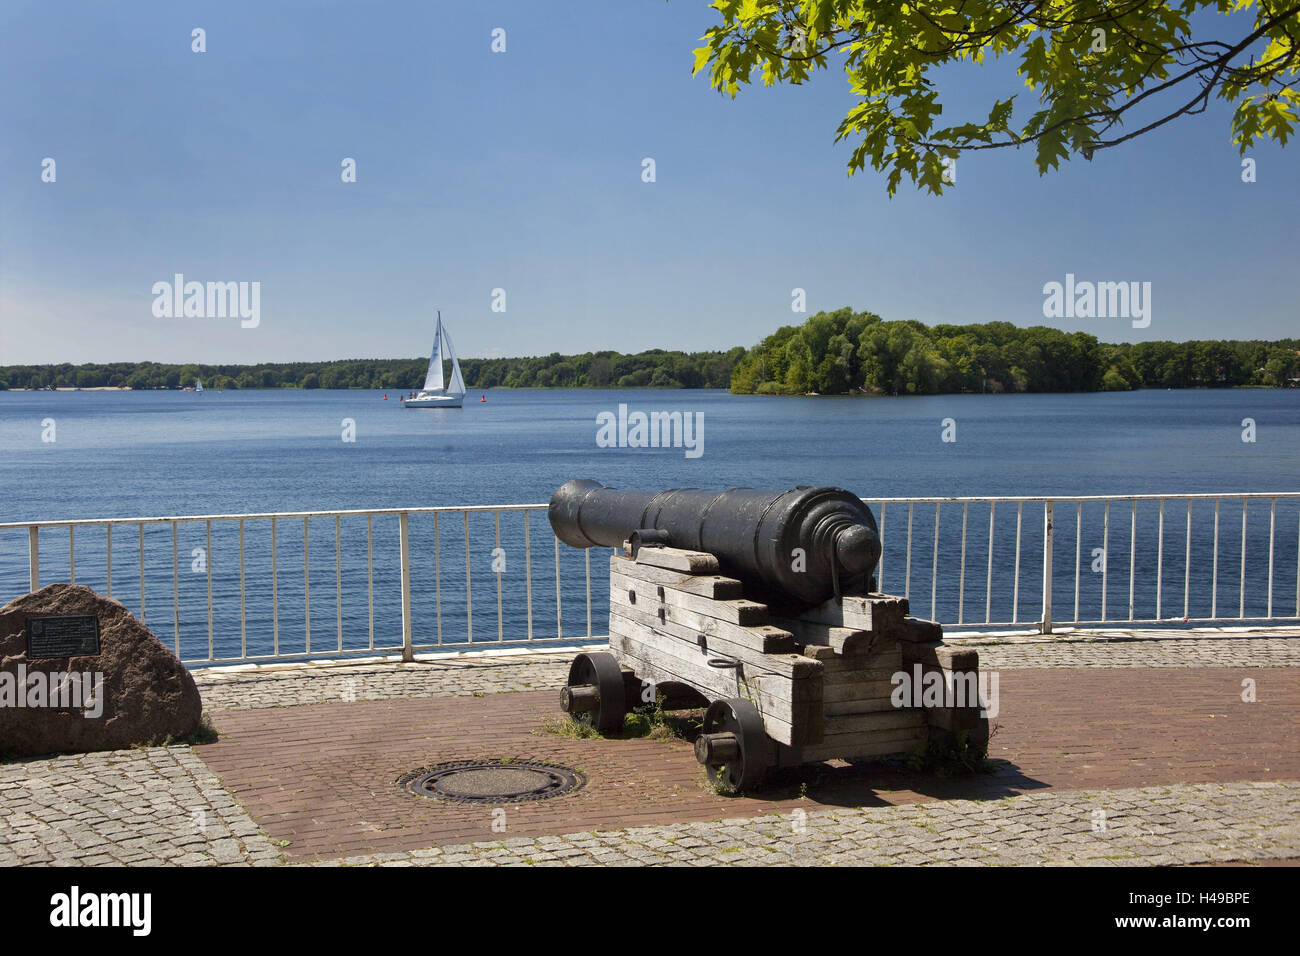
[548,479,880,605]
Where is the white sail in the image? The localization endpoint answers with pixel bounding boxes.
[195,378,204,393]
[443,326,466,397]
[422,315,445,392]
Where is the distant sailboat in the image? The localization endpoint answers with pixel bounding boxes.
[405,312,466,408]
[195,377,204,394]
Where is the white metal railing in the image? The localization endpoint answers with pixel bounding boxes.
[2,492,1298,666]
[1,504,598,666]
[865,493,1300,632]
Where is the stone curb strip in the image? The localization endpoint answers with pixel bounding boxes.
[192,636,1300,712]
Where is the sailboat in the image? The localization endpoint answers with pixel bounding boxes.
[195,377,204,394]
[405,312,466,408]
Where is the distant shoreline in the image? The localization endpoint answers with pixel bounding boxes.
[3,384,1294,395]
[4,311,1297,394]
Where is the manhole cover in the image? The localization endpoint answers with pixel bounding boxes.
[398,760,586,804]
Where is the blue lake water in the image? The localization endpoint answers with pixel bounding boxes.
[1,388,1297,660]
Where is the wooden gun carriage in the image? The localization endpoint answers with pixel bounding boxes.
[551,481,989,792]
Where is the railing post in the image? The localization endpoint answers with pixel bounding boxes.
[399,511,414,662]
[1040,500,1054,634]
[28,526,39,591]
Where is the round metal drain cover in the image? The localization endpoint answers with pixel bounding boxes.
[399,760,586,804]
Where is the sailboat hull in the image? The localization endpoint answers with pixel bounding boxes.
[405,392,464,408]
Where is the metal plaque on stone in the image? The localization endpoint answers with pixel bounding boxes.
[25,615,101,659]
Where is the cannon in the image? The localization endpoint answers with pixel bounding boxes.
[548,479,882,606]
[551,480,989,793]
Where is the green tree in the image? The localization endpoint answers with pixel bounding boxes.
[694,2,1299,194]
[618,369,652,387]
[858,322,926,394]
[1101,366,1131,391]
[588,356,614,386]
[1263,347,1299,386]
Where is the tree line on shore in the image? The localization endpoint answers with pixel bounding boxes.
[0,349,745,392]
[729,309,1300,394]
[2,310,1295,394]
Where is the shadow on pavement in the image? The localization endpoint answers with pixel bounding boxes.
[737,759,1048,808]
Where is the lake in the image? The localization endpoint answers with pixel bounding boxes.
[2,387,1297,660]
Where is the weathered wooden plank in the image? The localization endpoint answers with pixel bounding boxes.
[611,587,795,660]
[610,555,742,599]
[898,617,943,643]
[801,593,910,638]
[610,629,804,745]
[824,696,896,717]
[823,679,897,703]
[803,724,928,749]
[608,610,814,692]
[605,595,800,676]
[632,547,719,573]
[820,672,899,689]
[610,616,824,744]
[822,710,923,735]
[776,723,927,765]
[900,640,980,672]
[611,568,769,627]
[611,615,790,704]
[820,646,902,682]
[610,575,788,652]
[772,616,875,656]
[609,596,795,662]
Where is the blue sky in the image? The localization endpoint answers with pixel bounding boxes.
[1,0,1296,366]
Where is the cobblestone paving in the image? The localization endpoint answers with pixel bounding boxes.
[0,746,282,866]
[972,636,1300,669]
[193,633,1300,712]
[310,780,1300,867]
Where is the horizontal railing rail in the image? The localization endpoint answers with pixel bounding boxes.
[2,492,1298,666]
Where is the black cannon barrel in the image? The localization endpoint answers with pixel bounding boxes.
[548,479,881,605]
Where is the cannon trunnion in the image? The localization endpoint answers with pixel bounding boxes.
[550,481,988,793]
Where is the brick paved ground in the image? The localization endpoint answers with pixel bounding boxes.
[195,666,1299,861]
[2,629,1295,867]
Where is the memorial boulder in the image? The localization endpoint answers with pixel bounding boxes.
[0,583,203,757]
